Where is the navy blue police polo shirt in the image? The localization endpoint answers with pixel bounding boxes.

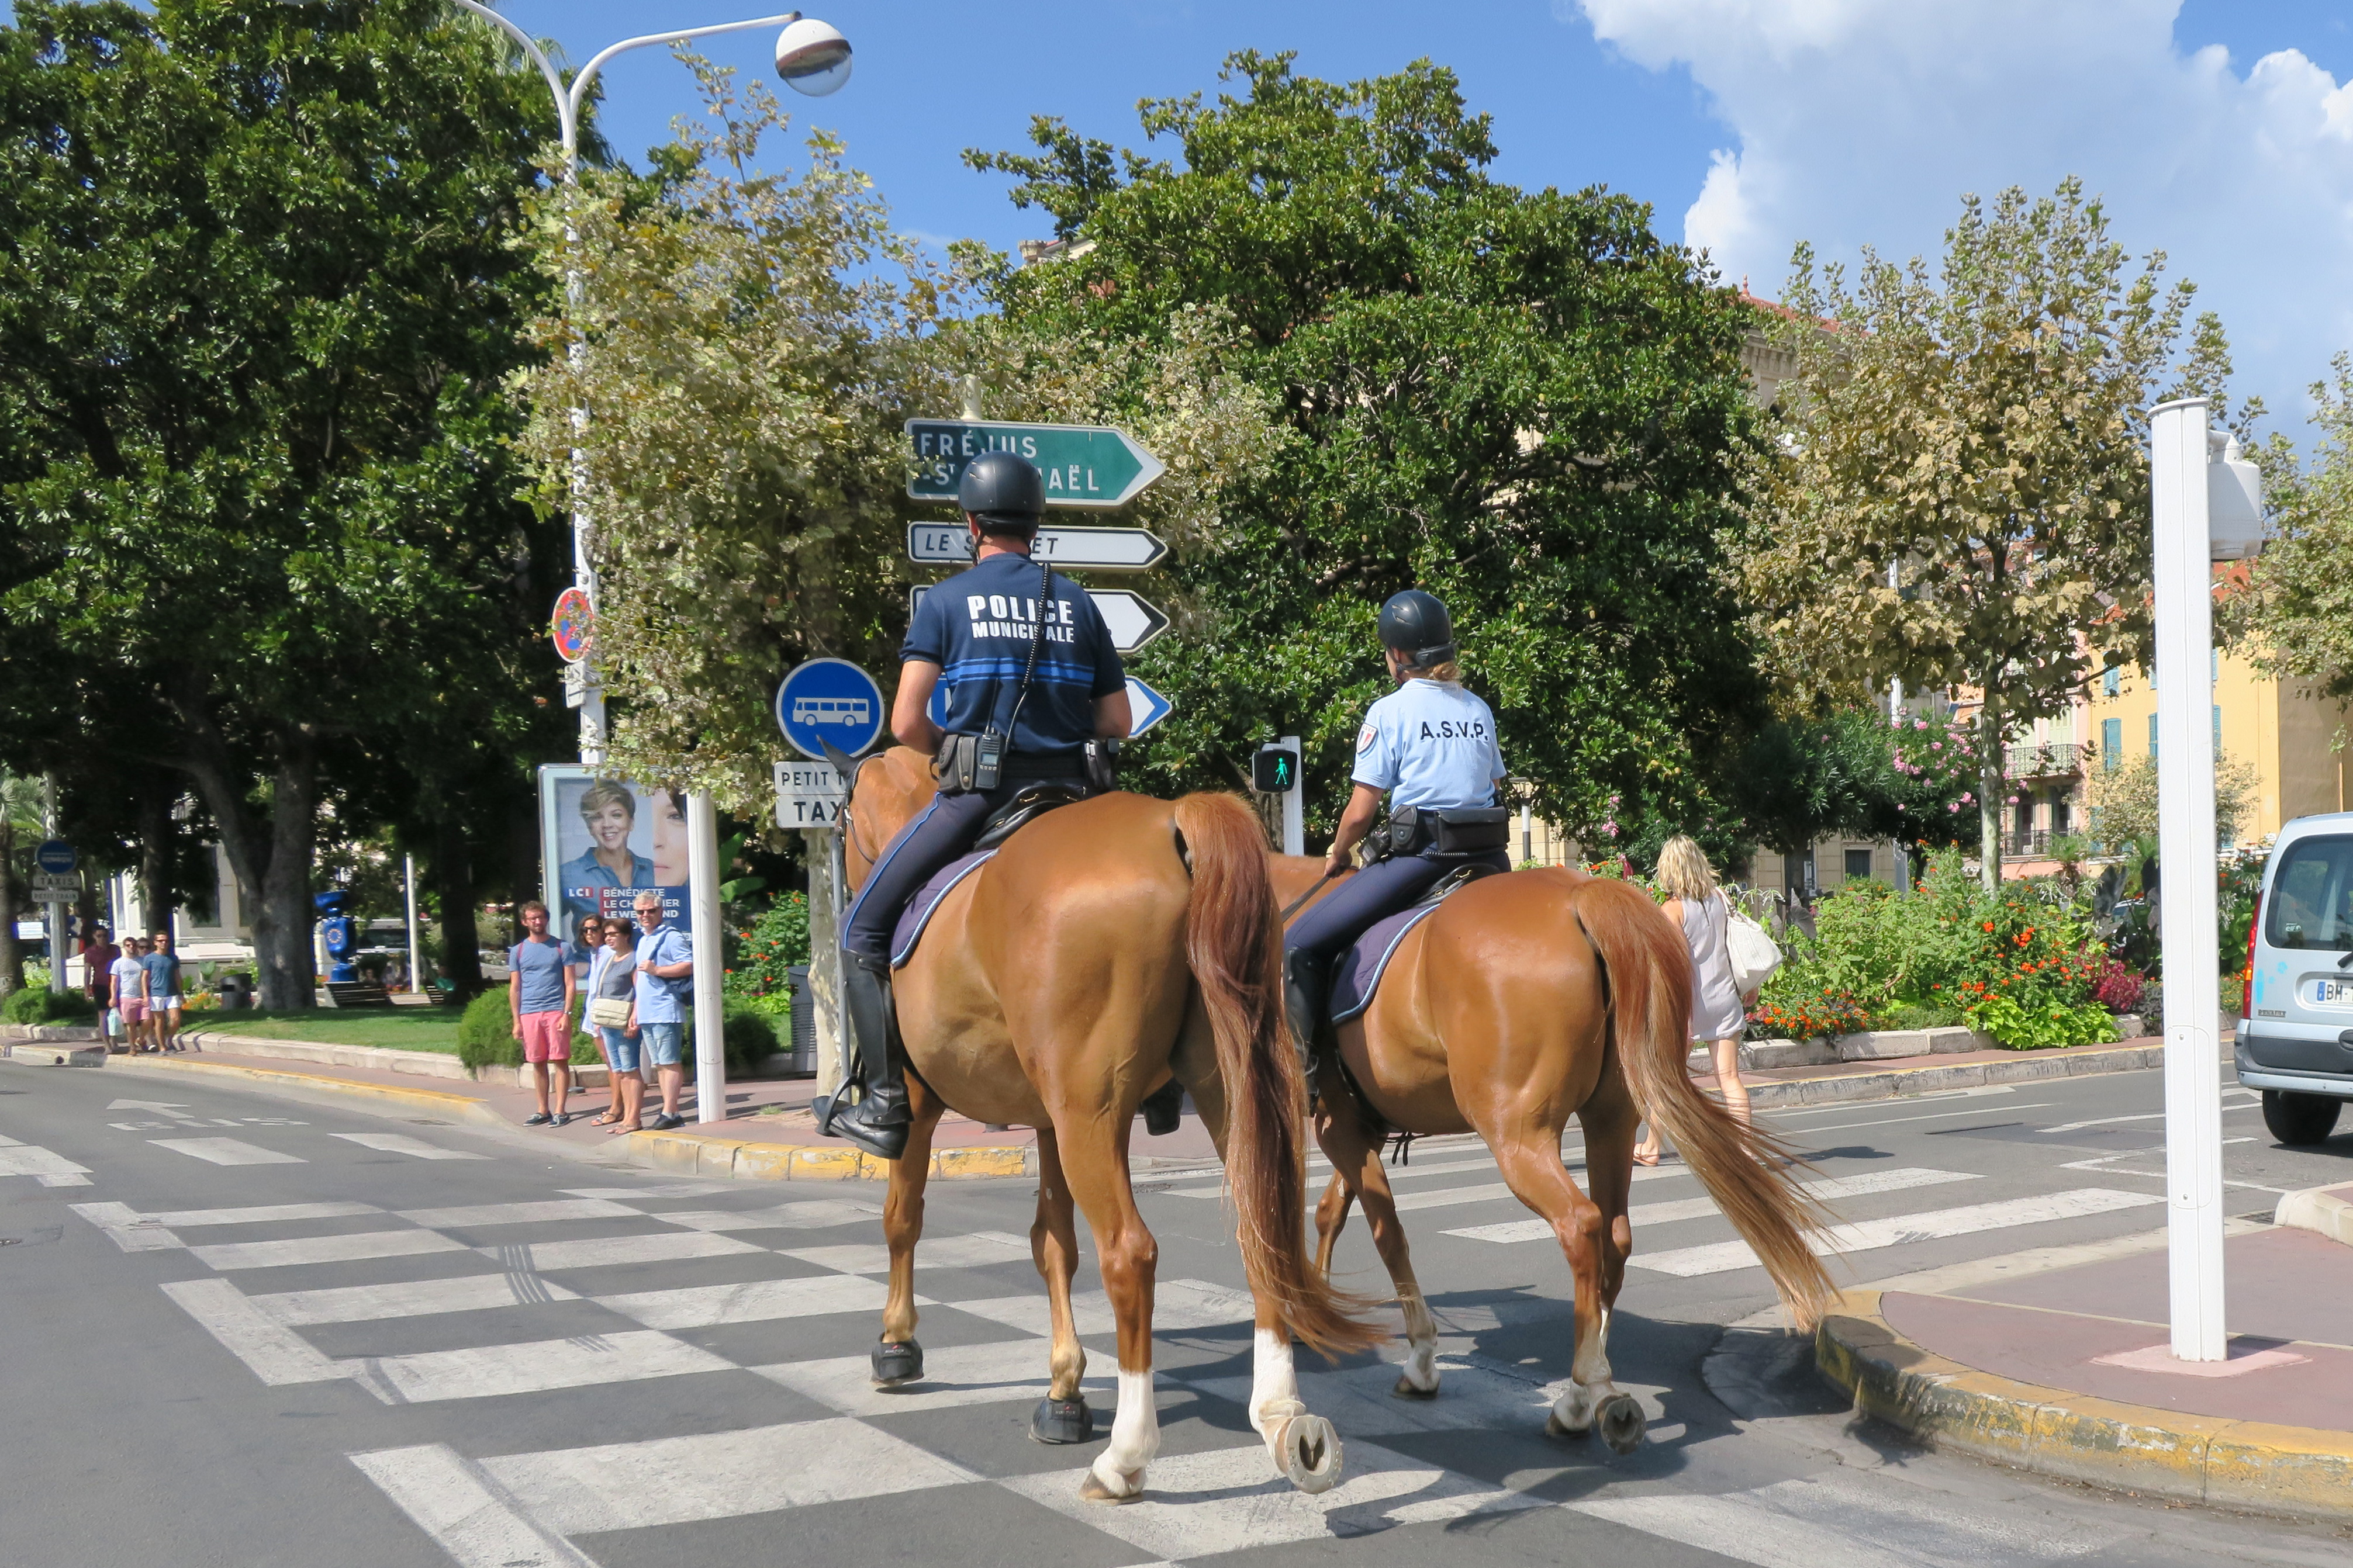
[902,553,1125,759]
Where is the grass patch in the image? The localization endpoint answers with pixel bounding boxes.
[182,1007,463,1055]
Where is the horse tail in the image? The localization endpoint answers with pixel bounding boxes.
[1568,877,1836,1331]
[1173,792,1382,1356]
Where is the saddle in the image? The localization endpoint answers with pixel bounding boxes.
[973,781,1089,853]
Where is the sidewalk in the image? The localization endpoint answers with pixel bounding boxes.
[1818,1192,2353,1521]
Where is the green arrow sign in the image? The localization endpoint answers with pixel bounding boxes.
[907,420,1165,510]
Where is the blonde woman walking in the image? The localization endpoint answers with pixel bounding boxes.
[1633,836,1752,1165]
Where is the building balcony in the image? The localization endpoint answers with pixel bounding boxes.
[2008,828,2051,857]
[2004,743,2084,778]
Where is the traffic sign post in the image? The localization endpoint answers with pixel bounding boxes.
[772,659,880,1100]
[774,658,887,761]
[773,760,846,829]
[906,522,1168,573]
[907,420,1165,510]
[35,840,75,875]
[906,586,1167,656]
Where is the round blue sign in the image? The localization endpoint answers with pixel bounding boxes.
[776,657,886,761]
[34,839,75,875]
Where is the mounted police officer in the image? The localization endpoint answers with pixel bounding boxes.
[814,452,1132,1159]
[1284,589,1512,1064]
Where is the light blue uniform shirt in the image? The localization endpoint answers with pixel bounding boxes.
[1351,679,1505,812]
[633,925,693,1024]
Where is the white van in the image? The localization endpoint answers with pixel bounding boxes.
[2238,811,2353,1145]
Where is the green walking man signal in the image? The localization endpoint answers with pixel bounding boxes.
[1252,745,1299,794]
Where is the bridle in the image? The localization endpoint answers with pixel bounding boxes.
[837,752,886,870]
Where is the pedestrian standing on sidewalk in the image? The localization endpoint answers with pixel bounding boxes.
[144,931,184,1053]
[508,901,575,1127]
[591,919,645,1131]
[628,891,692,1131]
[1635,836,1754,1165]
[565,913,604,1104]
[81,925,119,1045]
[111,937,151,1054]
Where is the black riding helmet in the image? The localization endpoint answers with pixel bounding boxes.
[959,451,1046,532]
[1378,589,1456,669]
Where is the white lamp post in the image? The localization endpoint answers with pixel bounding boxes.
[2150,397,2266,1362]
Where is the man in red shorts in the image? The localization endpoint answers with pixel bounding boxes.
[508,901,576,1126]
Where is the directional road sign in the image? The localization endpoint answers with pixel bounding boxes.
[906,420,1165,510]
[34,840,75,875]
[928,676,1174,738]
[906,586,1167,656]
[906,522,1167,572]
[775,658,886,762]
[773,759,846,830]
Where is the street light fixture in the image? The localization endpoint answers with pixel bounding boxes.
[775,18,852,96]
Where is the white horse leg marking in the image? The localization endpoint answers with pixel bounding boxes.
[1554,1302,1643,1449]
[1087,1366,1160,1497]
[1396,1283,1440,1394]
[1248,1326,1304,1466]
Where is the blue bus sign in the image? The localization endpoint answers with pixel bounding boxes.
[34,839,75,875]
[775,658,886,762]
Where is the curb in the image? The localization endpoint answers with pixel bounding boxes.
[1816,1288,2353,1522]
[2273,1183,2353,1248]
[1,1041,106,1067]
[1744,1043,2162,1110]
[110,1055,512,1130]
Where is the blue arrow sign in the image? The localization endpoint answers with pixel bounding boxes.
[928,676,1174,738]
[775,658,886,763]
[34,839,75,875]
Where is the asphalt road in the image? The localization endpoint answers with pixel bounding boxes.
[5,1056,2353,1568]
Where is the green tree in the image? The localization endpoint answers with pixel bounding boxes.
[1739,179,2220,885]
[0,772,42,994]
[2225,354,2353,702]
[0,1,562,1006]
[968,53,1767,837]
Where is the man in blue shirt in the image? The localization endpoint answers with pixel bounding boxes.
[143,930,185,1053]
[509,901,576,1127]
[815,452,1131,1159]
[629,889,695,1131]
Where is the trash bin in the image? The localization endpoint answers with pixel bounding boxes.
[785,965,817,1077]
[218,973,254,1011]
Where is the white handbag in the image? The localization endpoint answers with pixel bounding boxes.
[587,998,633,1029]
[1726,906,1782,996]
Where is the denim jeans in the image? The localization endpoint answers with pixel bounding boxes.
[639,1020,684,1068]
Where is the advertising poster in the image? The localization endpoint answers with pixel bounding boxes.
[538,766,695,955]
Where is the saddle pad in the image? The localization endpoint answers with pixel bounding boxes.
[1326,904,1442,1025]
[889,849,998,970]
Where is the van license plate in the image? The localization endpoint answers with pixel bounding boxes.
[2316,978,2353,1005]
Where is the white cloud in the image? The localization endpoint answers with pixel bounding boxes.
[1574,0,2353,420]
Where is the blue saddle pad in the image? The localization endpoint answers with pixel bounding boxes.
[889,850,998,969]
[1326,904,1443,1025]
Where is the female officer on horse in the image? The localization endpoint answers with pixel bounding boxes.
[1283,589,1513,1061]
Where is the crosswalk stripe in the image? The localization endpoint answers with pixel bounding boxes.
[162,1278,350,1385]
[350,1328,732,1404]
[1632,1188,2167,1277]
[151,1201,381,1227]
[779,1230,1032,1274]
[486,1231,762,1271]
[396,1199,637,1228]
[755,1336,1116,1417]
[1565,1490,1914,1568]
[650,1199,882,1232]
[252,1273,582,1325]
[950,1276,1257,1339]
[559,1183,734,1199]
[350,1445,597,1568]
[334,1134,489,1161]
[478,1417,984,1534]
[70,1201,184,1252]
[1172,1156,1504,1198]
[0,1144,92,1179]
[192,1230,469,1271]
[150,1137,303,1166]
[593,1273,897,1330]
[1443,1168,1982,1245]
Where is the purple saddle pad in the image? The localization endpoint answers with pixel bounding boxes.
[889,850,998,969]
[1326,904,1443,1025]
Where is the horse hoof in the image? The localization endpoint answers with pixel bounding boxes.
[870,1339,923,1387]
[1031,1396,1095,1445]
[1279,1414,1344,1494]
[1391,1374,1439,1401]
[1598,1393,1647,1455]
[1546,1411,1571,1438]
[1079,1467,1142,1504]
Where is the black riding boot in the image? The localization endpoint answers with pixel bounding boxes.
[814,953,910,1160]
[1283,947,1332,1099]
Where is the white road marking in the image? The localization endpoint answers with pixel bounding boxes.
[1632,1188,2167,1277]
[753,1337,1117,1417]
[951,1277,1257,1339]
[69,1201,184,1252]
[1765,1101,2058,1136]
[150,1137,303,1166]
[559,1183,734,1199]
[1443,1168,1981,1244]
[193,1230,469,1271]
[593,1272,897,1329]
[150,1201,381,1227]
[1166,1155,1504,1198]
[479,1418,983,1534]
[350,1445,597,1568]
[780,1230,1032,1274]
[350,1328,731,1404]
[488,1231,762,1271]
[36,1173,91,1187]
[396,1199,635,1227]
[1002,1437,1542,1557]
[2043,1105,2259,1134]
[0,1144,92,1179]
[333,1133,488,1161]
[160,1279,348,1385]
[650,1199,882,1232]
[252,1273,581,1325]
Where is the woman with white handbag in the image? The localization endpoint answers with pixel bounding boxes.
[1635,836,1775,1165]
[586,920,643,1130]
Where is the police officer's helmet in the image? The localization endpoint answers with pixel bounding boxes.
[959,451,1045,534]
[1378,589,1456,669]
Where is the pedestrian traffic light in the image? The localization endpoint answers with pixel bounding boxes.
[1252,745,1299,794]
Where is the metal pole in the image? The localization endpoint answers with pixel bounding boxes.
[804,828,844,1093]
[1278,735,1304,857]
[686,792,727,1123]
[43,774,64,994]
[2151,396,2226,1362]
[403,853,422,994]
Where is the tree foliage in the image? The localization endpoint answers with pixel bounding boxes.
[1739,179,2218,883]
[2225,354,2353,704]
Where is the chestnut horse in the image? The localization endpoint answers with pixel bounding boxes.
[1271,859,1833,1451]
[839,748,1380,1503]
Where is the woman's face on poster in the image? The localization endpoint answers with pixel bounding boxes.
[585,797,633,852]
[649,791,689,885]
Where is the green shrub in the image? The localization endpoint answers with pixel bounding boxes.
[1881,999,1967,1030]
[721,1001,779,1073]
[2,986,97,1025]
[455,989,521,1072]
[1970,992,2121,1050]
[726,894,810,1001]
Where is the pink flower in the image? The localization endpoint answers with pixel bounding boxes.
[1915,719,1928,729]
